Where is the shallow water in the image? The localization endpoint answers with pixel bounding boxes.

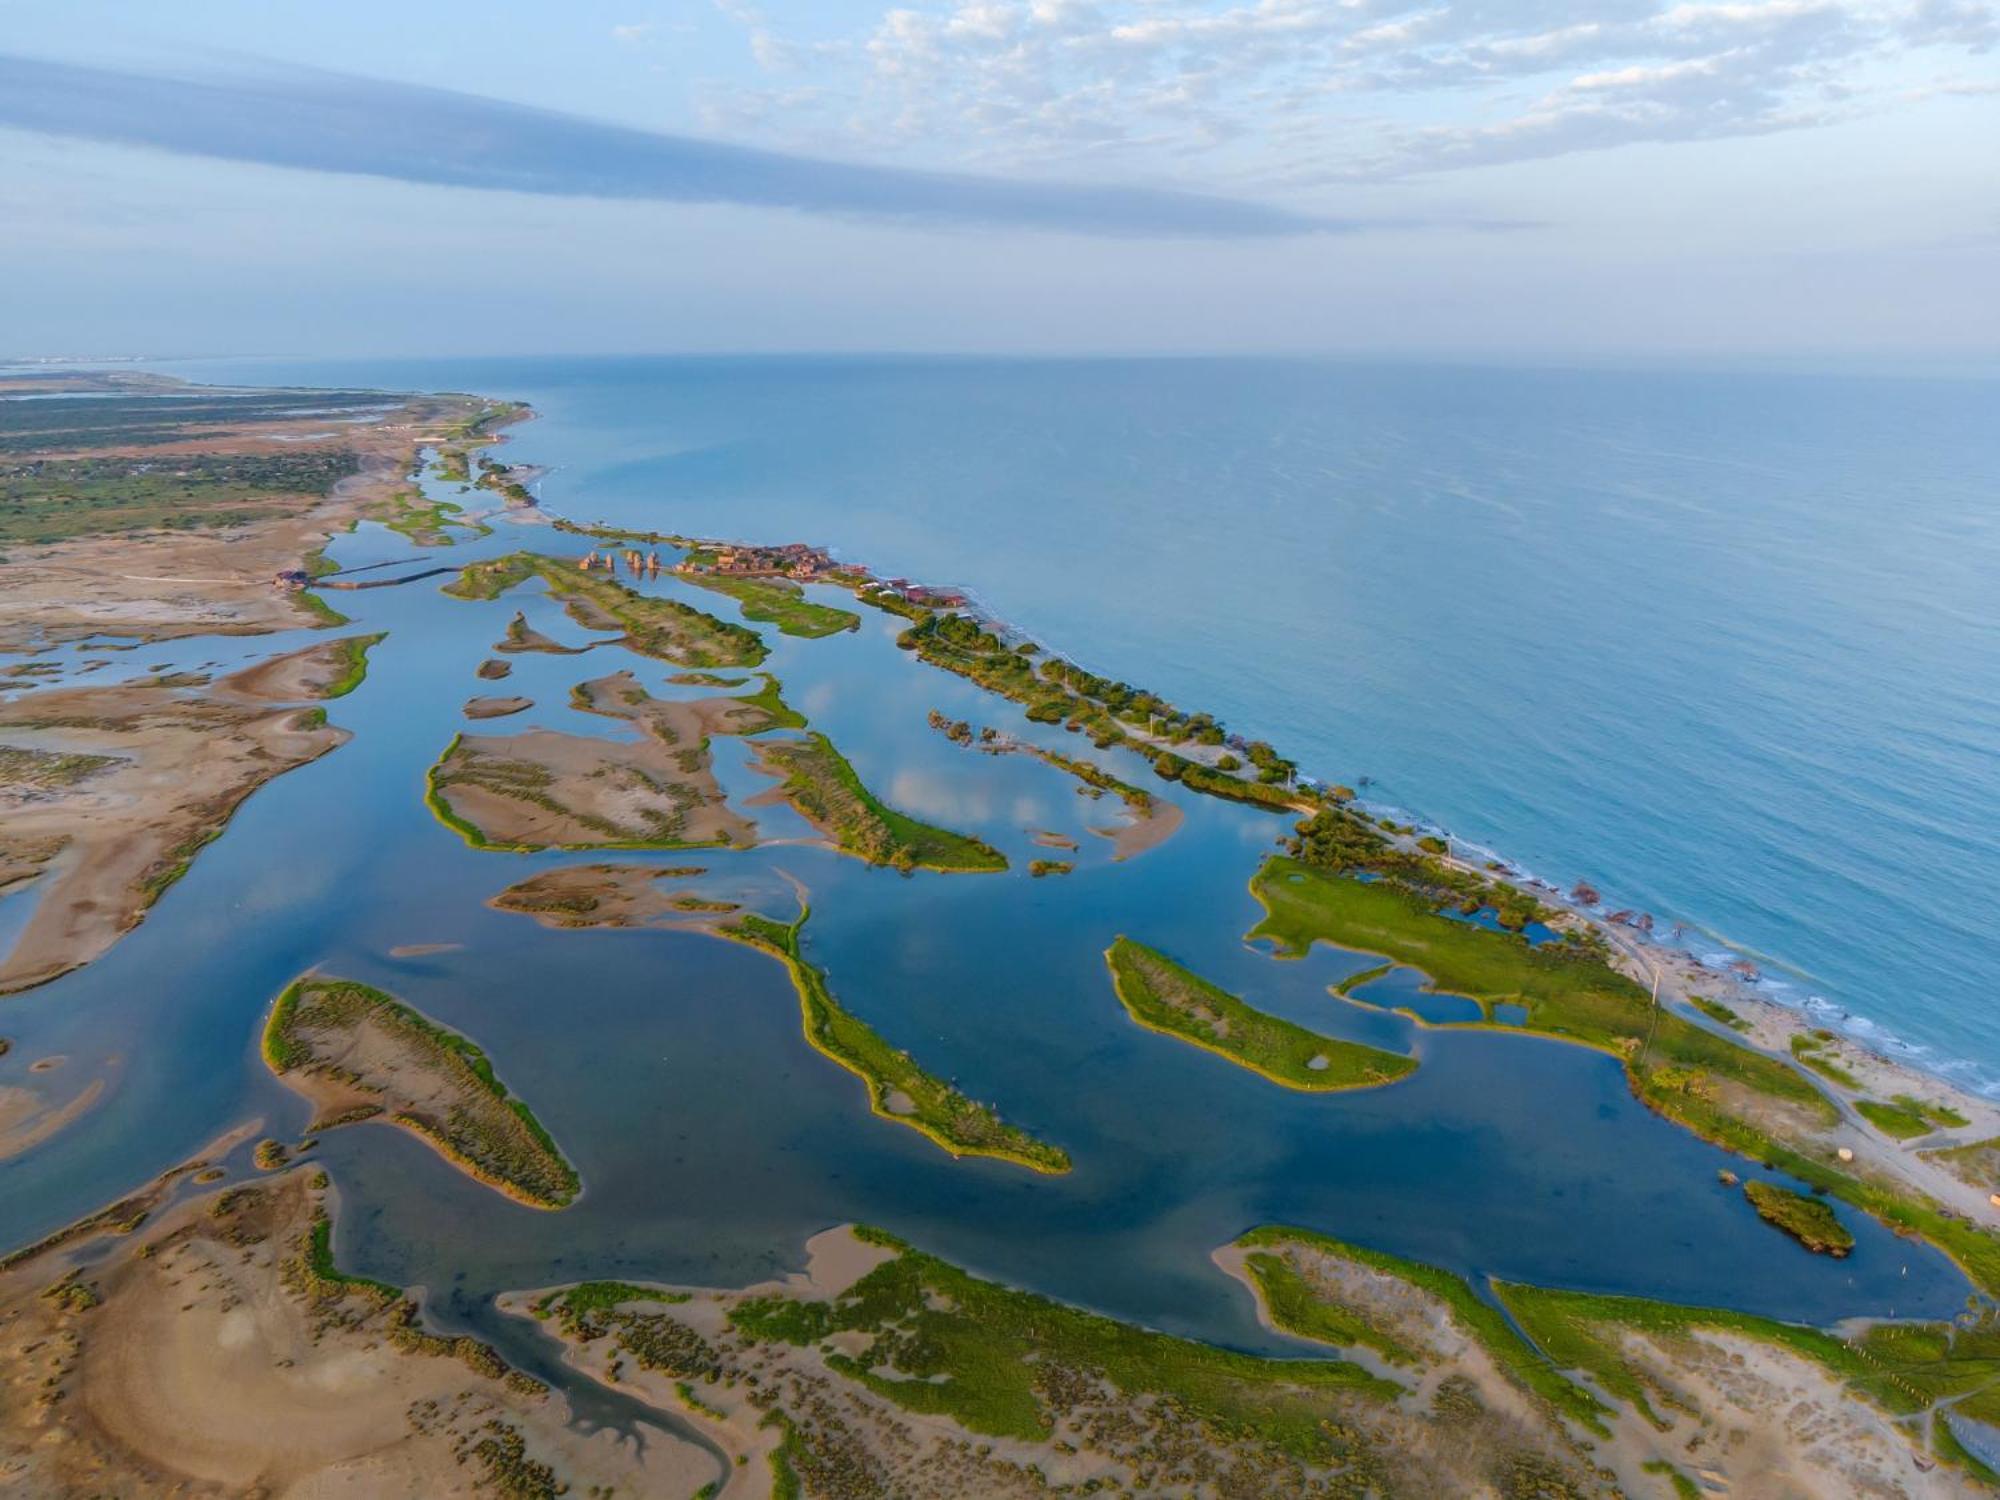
[136,353,2000,1097]
[0,441,1976,1361]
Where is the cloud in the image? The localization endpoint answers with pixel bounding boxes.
[0,52,1353,237]
[701,0,2000,184]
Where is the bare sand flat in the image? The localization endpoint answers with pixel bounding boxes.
[0,389,487,650]
[1212,1233,1985,1499]
[430,726,754,851]
[464,694,533,719]
[489,862,724,931]
[0,682,348,995]
[0,1171,708,1497]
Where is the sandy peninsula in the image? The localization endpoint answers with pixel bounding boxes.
[0,1169,705,1497]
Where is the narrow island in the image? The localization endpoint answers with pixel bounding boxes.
[464,695,533,719]
[484,872,1066,1173]
[1105,938,1416,1091]
[673,556,862,638]
[749,731,1007,873]
[489,863,721,930]
[263,975,580,1208]
[1743,1179,1854,1257]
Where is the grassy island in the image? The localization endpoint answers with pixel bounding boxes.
[1105,938,1415,1092]
[1247,856,2000,1298]
[323,631,386,698]
[749,732,1006,873]
[263,977,580,1209]
[718,910,1068,1173]
[679,571,860,638]
[1743,1180,1854,1256]
[446,552,766,668]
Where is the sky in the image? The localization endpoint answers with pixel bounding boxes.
[3,0,1997,363]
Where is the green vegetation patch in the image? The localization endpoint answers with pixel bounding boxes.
[0,451,359,544]
[753,731,1006,873]
[1105,938,1414,1092]
[323,632,386,699]
[1236,1227,1612,1436]
[1238,1250,1422,1368]
[0,744,121,790]
[446,552,766,668]
[728,1229,1399,1461]
[263,976,580,1208]
[1689,996,1748,1032]
[679,571,860,638]
[1853,1093,1968,1140]
[1790,1034,1861,1090]
[718,909,1068,1173]
[1248,859,1831,1118]
[369,485,487,545]
[1743,1180,1854,1257]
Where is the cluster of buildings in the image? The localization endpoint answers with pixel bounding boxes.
[860,578,969,609]
[680,541,840,582]
[581,549,663,576]
[677,538,970,609]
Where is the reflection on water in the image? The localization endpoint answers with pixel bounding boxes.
[0,432,1976,1383]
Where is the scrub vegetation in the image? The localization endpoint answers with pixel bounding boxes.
[1,451,359,545]
[679,571,860,638]
[750,732,1006,873]
[727,1227,1399,1454]
[263,976,580,1209]
[1742,1180,1854,1256]
[1105,938,1415,1092]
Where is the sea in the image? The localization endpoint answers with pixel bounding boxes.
[1,353,1994,1397]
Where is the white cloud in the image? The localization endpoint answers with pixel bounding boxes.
[696,0,2000,184]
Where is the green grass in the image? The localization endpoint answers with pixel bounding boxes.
[294,590,351,629]
[1239,1250,1422,1366]
[323,632,386,698]
[679,571,860,638]
[1642,1459,1703,1499]
[1238,859,2000,1293]
[733,673,805,729]
[1690,996,1748,1032]
[1485,1277,2000,1447]
[264,976,580,1208]
[1105,938,1415,1091]
[728,1228,1399,1462]
[445,552,766,668]
[752,732,1007,873]
[717,909,1069,1173]
[0,450,358,544]
[1858,1098,1940,1139]
[1236,1227,1612,1436]
[1790,1035,1861,1090]
[1743,1180,1855,1256]
[1855,1093,1970,1140]
[1248,858,1831,1117]
[370,485,487,544]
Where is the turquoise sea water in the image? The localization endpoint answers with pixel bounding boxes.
[1,354,1993,1427]
[162,354,2000,1088]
